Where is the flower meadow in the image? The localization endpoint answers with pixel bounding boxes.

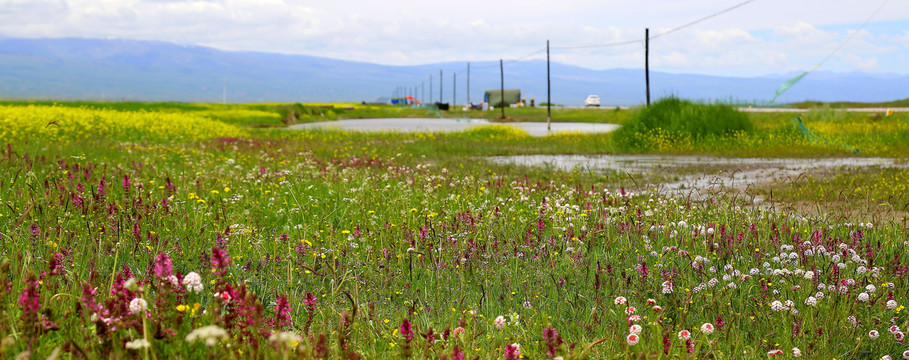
[0,104,908,359]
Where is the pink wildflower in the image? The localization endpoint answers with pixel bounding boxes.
[505,343,521,360]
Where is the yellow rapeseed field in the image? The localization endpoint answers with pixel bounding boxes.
[0,105,246,143]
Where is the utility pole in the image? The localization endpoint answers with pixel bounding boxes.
[421,81,424,105]
[439,70,443,103]
[499,59,505,119]
[430,75,433,105]
[546,40,551,132]
[467,62,471,105]
[645,28,651,106]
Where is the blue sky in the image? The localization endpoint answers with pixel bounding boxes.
[1,0,907,76]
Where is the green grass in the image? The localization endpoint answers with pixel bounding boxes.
[1,101,909,358]
[791,98,909,109]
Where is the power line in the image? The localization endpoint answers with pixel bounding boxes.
[816,0,889,66]
[550,0,757,50]
[651,0,757,40]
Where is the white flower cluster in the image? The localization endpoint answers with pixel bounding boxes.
[129,298,148,315]
[124,338,150,350]
[182,272,204,293]
[186,325,229,347]
[269,331,303,347]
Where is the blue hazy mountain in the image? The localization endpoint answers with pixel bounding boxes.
[1,37,906,105]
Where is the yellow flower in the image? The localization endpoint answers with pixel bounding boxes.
[176,304,188,312]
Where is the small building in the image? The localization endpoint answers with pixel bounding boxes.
[484,89,521,108]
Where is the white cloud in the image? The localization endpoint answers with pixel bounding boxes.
[0,0,906,75]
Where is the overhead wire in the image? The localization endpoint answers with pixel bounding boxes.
[410,0,760,100]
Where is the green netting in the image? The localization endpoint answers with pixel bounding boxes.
[770,71,809,104]
[794,116,859,154]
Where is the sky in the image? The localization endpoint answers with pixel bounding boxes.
[1,0,907,77]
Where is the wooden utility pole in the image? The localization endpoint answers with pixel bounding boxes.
[453,73,456,106]
[439,70,443,103]
[467,62,471,105]
[499,59,505,119]
[645,28,651,106]
[546,40,551,132]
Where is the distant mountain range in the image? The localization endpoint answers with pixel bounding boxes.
[1,37,907,106]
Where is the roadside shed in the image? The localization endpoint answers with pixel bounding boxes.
[484,89,521,107]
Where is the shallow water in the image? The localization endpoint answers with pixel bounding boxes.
[289,118,620,137]
[486,154,908,199]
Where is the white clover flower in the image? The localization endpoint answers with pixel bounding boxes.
[700,323,715,334]
[791,347,802,357]
[815,291,825,300]
[186,325,228,347]
[626,333,640,346]
[494,315,507,330]
[629,324,642,335]
[614,296,627,305]
[770,300,787,312]
[722,274,732,282]
[182,272,204,293]
[858,292,870,302]
[805,296,817,306]
[866,284,876,293]
[727,282,737,289]
[804,271,814,280]
[708,278,719,287]
[750,268,760,276]
[857,266,868,274]
[886,300,898,310]
[129,298,148,315]
[869,329,880,339]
